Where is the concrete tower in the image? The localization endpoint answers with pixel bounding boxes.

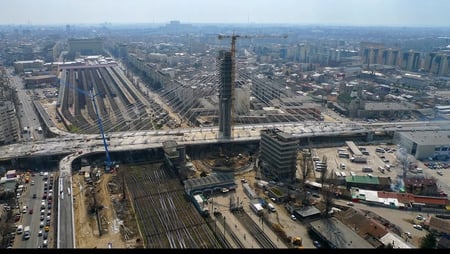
[217,50,233,139]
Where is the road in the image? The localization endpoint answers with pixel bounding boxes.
[7,69,44,142]
[13,171,56,248]
[57,159,75,249]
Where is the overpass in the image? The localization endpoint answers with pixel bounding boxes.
[0,120,448,162]
[2,119,449,249]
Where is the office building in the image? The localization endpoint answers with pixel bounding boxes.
[258,128,299,183]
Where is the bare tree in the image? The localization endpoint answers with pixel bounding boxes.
[298,148,313,204]
[318,155,334,217]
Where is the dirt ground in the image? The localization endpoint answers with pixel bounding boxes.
[72,170,141,248]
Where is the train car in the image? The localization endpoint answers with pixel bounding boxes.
[192,194,210,217]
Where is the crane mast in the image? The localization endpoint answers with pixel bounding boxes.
[217,33,288,138]
[89,89,113,172]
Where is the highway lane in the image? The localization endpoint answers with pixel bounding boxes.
[8,73,42,142]
[0,120,449,162]
[57,161,75,248]
[13,172,51,248]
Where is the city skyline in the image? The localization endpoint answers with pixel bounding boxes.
[1,0,450,28]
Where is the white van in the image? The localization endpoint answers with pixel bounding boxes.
[267,203,276,212]
[17,224,23,234]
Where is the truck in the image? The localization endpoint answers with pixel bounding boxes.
[350,156,367,163]
[249,201,264,216]
[23,226,31,240]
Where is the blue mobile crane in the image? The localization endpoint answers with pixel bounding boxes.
[67,83,115,172]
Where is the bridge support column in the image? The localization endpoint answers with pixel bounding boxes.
[366,131,374,142]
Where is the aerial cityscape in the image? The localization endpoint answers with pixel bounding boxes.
[1,0,450,249]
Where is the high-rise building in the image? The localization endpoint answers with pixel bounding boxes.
[258,128,299,183]
[217,50,233,138]
[381,48,400,66]
[424,52,450,76]
[360,42,384,68]
[401,50,421,72]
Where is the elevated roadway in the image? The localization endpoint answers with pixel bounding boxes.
[2,119,449,249]
[0,120,448,162]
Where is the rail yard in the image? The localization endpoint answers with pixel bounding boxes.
[58,63,174,134]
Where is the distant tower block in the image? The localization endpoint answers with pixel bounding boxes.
[217,50,233,139]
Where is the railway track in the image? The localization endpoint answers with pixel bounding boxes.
[213,214,245,248]
[232,209,277,249]
[125,164,223,248]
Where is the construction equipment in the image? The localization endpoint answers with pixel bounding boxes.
[217,33,288,138]
[292,236,303,248]
[66,83,115,172]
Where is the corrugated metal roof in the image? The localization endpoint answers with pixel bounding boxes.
[346,175,380,184]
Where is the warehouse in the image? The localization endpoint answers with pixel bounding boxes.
[393,130,450,160]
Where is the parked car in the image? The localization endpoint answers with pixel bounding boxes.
[313,240,322,248]
[290,214,297,221]
[413,224,423,230]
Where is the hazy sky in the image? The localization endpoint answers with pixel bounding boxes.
[1,0,450,27]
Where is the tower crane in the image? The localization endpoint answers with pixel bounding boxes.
[66,83,115,172]
[217,33,288,137]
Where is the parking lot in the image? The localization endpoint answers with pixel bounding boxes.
[312,144,401,181]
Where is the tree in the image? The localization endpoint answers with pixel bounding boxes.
[318,155,334,217]
[420,232,437,249]
[298,148,312,204]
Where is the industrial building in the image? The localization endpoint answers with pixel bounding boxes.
[24,74,58,88]
[345,175,392,191]
[258,128,299,183]
[67,38,104,58]
[393,130,450,160]
[309,217,374,248]
[13,59,44,74]
[183,172,236,196]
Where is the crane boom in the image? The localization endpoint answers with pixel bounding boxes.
[65,83,114,171]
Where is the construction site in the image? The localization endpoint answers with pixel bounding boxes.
[49,34,331,249]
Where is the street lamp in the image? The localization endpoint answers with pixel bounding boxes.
[223,216,226,237]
